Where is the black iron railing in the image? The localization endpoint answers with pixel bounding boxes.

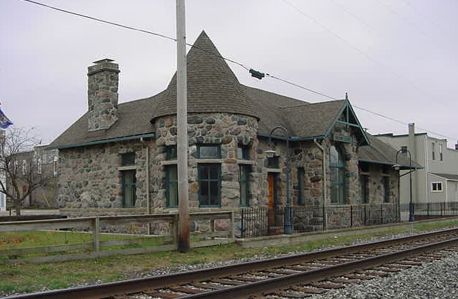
[237,203,400,237]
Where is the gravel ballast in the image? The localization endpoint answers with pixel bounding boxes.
[311,252,458,299]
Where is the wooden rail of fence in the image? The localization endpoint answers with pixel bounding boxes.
[0,211,235,263]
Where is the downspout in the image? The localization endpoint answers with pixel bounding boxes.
[140,137,151,215]
[314,138,327,230]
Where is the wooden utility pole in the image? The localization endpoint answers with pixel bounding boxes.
[176,0,190,252]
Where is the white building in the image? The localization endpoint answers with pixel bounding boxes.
[377,123,458,206]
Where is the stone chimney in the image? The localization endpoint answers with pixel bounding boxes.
[87,59,120,131]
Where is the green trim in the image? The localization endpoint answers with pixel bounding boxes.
[165,165,178,208]
[257,133,325,142]
[358,159,422,169]
[197,163,221,207]
[52,133,155,150]
[324,101,369,146]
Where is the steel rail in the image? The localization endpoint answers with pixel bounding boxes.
[6,227,458,299]
[184,236,458,298]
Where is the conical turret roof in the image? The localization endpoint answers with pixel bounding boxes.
[151,31,259,120]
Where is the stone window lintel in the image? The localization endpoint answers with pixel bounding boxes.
[161,160,177,166]
[118,165,137,171]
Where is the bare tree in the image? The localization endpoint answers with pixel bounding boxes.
[0,128,53,215]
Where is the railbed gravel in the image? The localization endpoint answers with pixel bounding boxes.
[131,228,427,279]
[1,227,454,297]
[310,251,458,299]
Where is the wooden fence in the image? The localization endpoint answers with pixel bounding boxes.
[0,211,235,263]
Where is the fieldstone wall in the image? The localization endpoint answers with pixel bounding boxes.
[152,113,259,210]
[57,140,153,210]
[362,164,399,204]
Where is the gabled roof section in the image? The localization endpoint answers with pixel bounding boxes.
[322,100,369,145]
[151,31,259,120]
[359,134,422,169]
[279,100,346,139]
[49,92,165,149]
[431,173,458,181]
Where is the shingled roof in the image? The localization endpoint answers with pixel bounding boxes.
[50,92,163,149]
[359,134,422,169]
[50,30,410,170]
[152,31,259,120]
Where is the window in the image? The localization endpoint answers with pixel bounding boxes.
[22,160,27,175]
[359,163,369,173]
[37,158,42,175]
[121,170,136,207]
[297,167,305,205]
[53,156,58,177]
[383,176,390,203]
[121,152,135,166]
[165,145,177,160]
[440,144,443,161]
[432,143,435,160]
[267,156,279,168]
[330,145,346,204]
[198,145,220,159]
[237,144,250,160]
[239,165,250,207]
[432,182,443,192]
[360,175,369,204]
[165,165,178,208]
[198,164,221,207]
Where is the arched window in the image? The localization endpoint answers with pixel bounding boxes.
[330,145,346,204]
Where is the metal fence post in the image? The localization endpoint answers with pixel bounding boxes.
[350,205,353,227]
[240,208,245,238]
[380,203,383,224]
[92,216,100,253]
[322,204,327,231]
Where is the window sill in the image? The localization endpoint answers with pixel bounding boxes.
[237,160,255,165]
[195,159,224,164]
[266,168,281,173]
[161,160,177,166]
[118,165,137,171]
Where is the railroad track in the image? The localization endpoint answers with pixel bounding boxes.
[9,228,458,299]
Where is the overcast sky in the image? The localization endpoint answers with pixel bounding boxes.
[1,0,458,146]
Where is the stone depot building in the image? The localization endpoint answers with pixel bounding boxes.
[50,31,414,233]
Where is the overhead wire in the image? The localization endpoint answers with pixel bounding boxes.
[18,0,457,141]
[280,0,449,108]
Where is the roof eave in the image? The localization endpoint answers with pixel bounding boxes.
[50,133,155,150]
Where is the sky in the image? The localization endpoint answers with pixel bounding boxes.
[1,0,458,147]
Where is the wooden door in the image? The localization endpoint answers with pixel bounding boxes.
[267,173,276,227]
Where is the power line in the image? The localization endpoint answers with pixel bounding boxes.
[19,0,457,141]
[280,0,449,108]
[19,0,250,71]
[265,74,338,100]
[20,0,177,42]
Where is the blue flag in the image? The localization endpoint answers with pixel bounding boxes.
[0,107,13,129]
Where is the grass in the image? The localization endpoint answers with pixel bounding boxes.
[1,218,458,296]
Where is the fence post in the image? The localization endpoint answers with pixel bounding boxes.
[230,211,235,240]
[350,205,353,227]
[92,216,100,253]
[380,204,383,224]
[427,203,430,218]
[441,202,443,217]
[241,208,245,238]
[171,214,178,248]
[322,204,327,231]
[364,205,367,225]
